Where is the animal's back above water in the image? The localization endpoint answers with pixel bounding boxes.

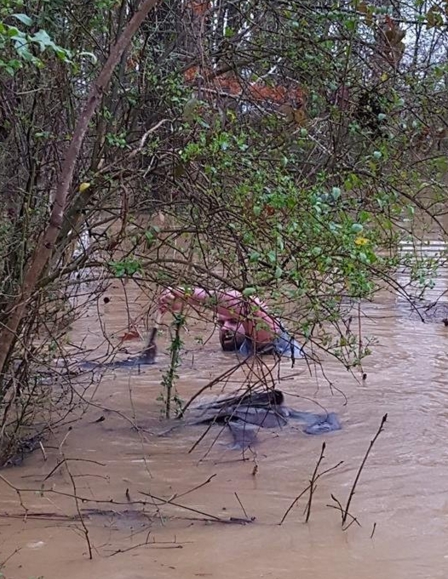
[79,348,156,370]
[189,389,341,450]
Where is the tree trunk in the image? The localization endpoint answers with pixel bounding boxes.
[0,0,161,381]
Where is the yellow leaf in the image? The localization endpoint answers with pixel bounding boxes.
[293,108,307,125]
[79,182,91,193]
[357,2,369,14]
[279,104,307,125]
[380,72,388,82]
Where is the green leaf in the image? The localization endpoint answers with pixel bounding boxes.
[249,251,260,262]
[242,287,257,297]
[31,29,55,51]
[345,18,357,31]
[6,26,20,37]
[331,187,341,200]
[108,258,142,278]
[267,250,277,263]
[12,36,34,61]
[358,210,370,223]
[55,48,67,60]
[12,13,33,26]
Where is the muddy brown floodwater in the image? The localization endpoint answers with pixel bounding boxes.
[2,265,448,579]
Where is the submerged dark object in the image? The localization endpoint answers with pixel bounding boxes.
[189,389,341,450]
[80,343,156,371]
[2,433,43,468]
[80,311,162,370]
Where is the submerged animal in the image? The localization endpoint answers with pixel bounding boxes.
[186,389,341,450]
[79,344,156,371]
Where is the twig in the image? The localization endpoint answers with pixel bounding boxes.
[0,475,28,516]
[327,501,361,528]
[343,515,359,531]
[0,475,248,524]
[139,490,253,524]
[172,474,216,500]
[110,543,183,555]
[0,474,155,507]
[162,241,195,418]
[0,512,71,521]
[330,493,345,522]
[128,119,169,158]
[138,491,223,522]
[38,441,47,461]
[358,300,362,363]
[58,428,72,452]
[279,487,310,525]
[370,522,377,538]
[44,458,107,481]
[0,547,21,567]
[162,312,184,418]
[188,420,218,454]
[108,534,183,557]
[234,492,249,520]
[178,357,250,418]
[342,414,387,525]
[64,460,93,559]
[279,460,343,525]
[304,442,326,523]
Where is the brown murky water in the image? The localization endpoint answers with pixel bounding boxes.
[2,261,448,579]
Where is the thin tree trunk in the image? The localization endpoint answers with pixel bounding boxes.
[0,0,161,380]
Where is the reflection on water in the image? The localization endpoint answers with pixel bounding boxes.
[1,277,448,579]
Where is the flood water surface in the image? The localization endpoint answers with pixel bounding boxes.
[1,283,448,579]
